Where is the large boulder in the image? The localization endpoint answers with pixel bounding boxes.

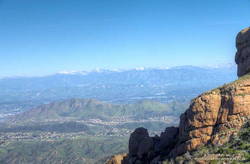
[128,127,152,157]
[235,27,250,77]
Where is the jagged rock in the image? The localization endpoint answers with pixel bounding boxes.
[126,127,179,163]
[129,127,150,157]
[157,127,179,156]
[128,128,155,162]
[235,27,250,77]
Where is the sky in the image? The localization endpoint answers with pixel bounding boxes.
[0,0,249,77]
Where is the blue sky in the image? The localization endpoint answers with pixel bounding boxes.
[0,0,249,77]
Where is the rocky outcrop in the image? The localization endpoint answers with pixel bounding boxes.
[110,27,250,164]
[105,154,127,164]
[170,76,250,157]
[122,127,179,163]
[235,27,250,77]
[128,128,154,160]
[123,76,250,163]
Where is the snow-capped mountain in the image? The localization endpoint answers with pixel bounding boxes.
[0,65,237,113]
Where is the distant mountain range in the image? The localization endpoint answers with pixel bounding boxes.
[0,66,237,116]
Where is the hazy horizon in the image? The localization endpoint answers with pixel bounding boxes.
[0,62,237,78]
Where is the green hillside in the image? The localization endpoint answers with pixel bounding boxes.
[0,136,128,164]
[11,99,187,123]
[0,99,187,164]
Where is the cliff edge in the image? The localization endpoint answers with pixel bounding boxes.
[106,27,250,164]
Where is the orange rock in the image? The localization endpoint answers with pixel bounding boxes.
[105,154,127,164]
[235,27,250,77]
[173,75,250,156]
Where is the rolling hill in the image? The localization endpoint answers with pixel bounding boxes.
[10,99,186,124]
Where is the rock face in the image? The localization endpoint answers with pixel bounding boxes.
[111,27,250,163]
[171,77,250,157]
[105,154,127,164]
[235,27,250,77]
[128,127,154,159]
[124,127,179,163]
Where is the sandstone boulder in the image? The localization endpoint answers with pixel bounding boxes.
[235,27,250,77]
[170,76,250,157]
